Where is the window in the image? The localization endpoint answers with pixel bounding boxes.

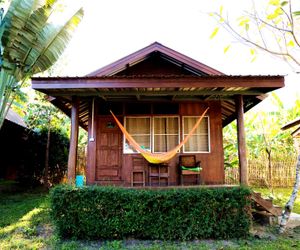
[124,115,209,154]
[124,117,151,153]
[183,116,210,153]
[153,117,179,152]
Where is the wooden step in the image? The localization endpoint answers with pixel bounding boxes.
[273,205,283,215]
[251,192,282,216]
[253,210,273,217]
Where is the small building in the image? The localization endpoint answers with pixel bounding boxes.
[282,117,300,150]
[0,109,27,180]
[32,42,284,186]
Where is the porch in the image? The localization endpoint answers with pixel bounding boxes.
[125,184,239,189]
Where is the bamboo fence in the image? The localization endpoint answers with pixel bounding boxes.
[225,157,297,187]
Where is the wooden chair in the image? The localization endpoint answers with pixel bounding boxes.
[131,157,146,187]
[148,163,169,186]
[179,155,201,185]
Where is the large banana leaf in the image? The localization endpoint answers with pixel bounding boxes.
[2,4,83,78]
[2,0,48,46]
[2,0,56,30]
[31,8,84,74]
[0,70,17,128]
[0,0,84,129]
[1,0,59,79]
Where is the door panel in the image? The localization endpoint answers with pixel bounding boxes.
[99,134,108,146]
[96,117,122,181]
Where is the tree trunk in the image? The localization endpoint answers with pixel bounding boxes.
[279,154,300,233]
[266,148,273,193]
[44,116,51,189]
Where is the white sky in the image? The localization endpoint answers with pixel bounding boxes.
[59,0,300,109]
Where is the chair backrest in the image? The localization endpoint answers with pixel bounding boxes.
[132,157,147,170]
[179,155,196,167]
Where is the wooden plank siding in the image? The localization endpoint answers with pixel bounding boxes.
[87,101,225,186]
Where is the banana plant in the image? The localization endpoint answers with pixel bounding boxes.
[0,0,84,129]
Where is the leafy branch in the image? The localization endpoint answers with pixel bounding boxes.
[211,0,300,68]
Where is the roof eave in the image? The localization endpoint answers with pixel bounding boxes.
[282,117,300,130]
[31,75,285,90]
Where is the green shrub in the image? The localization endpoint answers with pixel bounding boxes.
[20,128,69,186]
[50,185,251,240]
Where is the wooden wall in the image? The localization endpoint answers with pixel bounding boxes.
[86,101,225,186]
[179,101,225,184]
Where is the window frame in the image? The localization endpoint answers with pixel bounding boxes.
[123,116,152,154]
[152,116,180,153]
[182,115,211,153]
[123,115,210,154]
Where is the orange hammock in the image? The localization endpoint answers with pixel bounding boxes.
[110,107,209,164]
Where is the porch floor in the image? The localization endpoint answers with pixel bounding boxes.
[125,184,239,190]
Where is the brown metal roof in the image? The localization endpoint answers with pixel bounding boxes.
[282,117,300,130]
[32,75,284,130]
[282,117,300,137]
[31,42,285,130]
[292,127,300,137]
[87,42,224,76]
[32,75,284,88]
[5,109,27,128]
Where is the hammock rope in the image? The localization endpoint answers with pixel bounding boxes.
[110,107,209,164]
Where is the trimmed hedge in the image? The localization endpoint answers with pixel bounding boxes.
[50,185,251,240]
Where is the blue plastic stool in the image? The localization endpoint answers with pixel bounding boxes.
[75,175,85,187]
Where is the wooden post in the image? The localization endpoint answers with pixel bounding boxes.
[235,95,248,186]
[86,98,97,184]
[68,97,79,184]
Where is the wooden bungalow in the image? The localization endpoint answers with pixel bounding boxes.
[32,42,284,186]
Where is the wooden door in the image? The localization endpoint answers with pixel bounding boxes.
[96,117,122,182]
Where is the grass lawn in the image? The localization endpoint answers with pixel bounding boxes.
[0,187,299,250]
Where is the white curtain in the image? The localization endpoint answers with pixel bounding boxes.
[184,117,209,152]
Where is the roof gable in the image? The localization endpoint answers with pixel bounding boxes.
[114,51,196,76]
[87,42,223,76]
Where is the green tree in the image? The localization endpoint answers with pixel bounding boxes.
[25,91,88,187]
[25,93,70,187]
[0,0,84,129]
[246,99,297,190]
[224,93,298,176]
[211,0,300,232]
